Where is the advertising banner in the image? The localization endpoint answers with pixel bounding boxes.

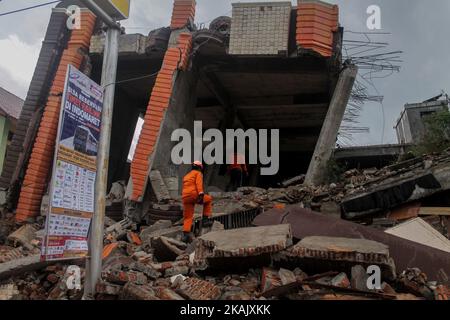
[42,65,103,261]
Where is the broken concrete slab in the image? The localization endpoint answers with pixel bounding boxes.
[273,236,397,281]
[0,284,19,300]
[142,220,172,234]
[341,154,450,219]
[177,277,222,300]
[254,205,450,285]
[152,236,186,262]
[7,224,37,249]
[385,218,450,253]
[194,225,292,272]
[0,255,50,281]
[140,226,183,243]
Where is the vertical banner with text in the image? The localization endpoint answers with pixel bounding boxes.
[42,65,103,261]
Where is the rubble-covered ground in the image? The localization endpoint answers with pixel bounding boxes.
[1,151,450,300]
[1,213,449,300]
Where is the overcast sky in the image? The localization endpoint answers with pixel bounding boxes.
[0,0,449,146]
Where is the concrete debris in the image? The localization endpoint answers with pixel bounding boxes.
[4,153,450,301]
[341,151,450,219]
[102,269,148,285]
[106,180,126,206]
[261,268,282,292]
[96,281,123,296]
[170,274,187,285]
[140,226,182,244]
[278,268,296,286]
[397,268,435,300]
[177,277,222,300]
[281,175,306,188]
[0,284,19,300]
[273,236,396,281]
[331,272,351,288]
[193,225,292,271]
[0,246,24,263]
[156,287,185,300]
[104,218,134,242]
[7,224,37,250]
[120,283,160,300]
[254,205,450,286]
[151,236,186,262]
[210,221,225,232]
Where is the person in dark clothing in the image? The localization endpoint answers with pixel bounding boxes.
[226,153,248,191]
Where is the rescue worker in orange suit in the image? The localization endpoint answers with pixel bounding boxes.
[182,161,213,243]
[226,153,248,192]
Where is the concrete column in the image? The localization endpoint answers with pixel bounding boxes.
[305,65,358,186]
[0,117,10,175]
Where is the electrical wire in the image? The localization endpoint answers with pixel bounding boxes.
[0,1,61,17]
[104,71,161,88]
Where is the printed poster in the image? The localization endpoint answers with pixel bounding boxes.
[42,64,103,261]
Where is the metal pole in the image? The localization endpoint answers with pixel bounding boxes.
[83,26,120,299]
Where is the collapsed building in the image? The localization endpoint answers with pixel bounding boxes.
[0,0,355,224]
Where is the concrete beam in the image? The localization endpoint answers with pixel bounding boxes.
[305,65,358,186]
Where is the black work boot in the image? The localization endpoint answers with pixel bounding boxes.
[182,232,193,243]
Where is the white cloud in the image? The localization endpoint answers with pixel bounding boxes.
[0,35,42,98]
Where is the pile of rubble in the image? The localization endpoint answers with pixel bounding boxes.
[3,151,450,300]
[1,213,449,300]
[208,150,450,220]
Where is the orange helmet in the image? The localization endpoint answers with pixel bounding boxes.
[193,161,203,169]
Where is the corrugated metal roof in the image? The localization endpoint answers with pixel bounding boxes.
[0,87,24,120]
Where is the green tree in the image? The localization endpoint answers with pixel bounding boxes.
[412,110,450,156]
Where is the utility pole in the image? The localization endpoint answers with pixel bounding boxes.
[80,0,121,299]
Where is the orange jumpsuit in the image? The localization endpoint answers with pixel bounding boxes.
[182,170,213,233]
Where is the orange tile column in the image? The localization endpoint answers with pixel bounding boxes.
[15,11,96,223]
[296,0,339,57]
[130,33,193,202]
[170,0,196,29]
